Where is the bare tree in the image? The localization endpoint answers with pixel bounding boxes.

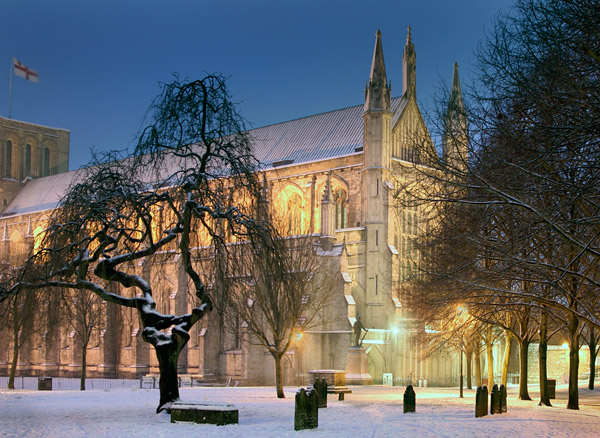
[60,288,104,390]
[0,259,57,390]
[217,201,339,398]
[0,74,265,413]
[1,270,39,390]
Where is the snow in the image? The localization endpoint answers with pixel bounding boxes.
[1,383,599,438]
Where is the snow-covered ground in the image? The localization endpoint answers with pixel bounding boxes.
[1,383,599,438]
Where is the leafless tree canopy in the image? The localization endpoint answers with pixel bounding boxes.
[0,74,267,413]
[400,0,600,410]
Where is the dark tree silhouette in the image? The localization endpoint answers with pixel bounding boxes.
[0,74,265,413]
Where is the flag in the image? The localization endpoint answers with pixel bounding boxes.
[13,57,39,83]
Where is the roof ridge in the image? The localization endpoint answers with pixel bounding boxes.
[247,102,365,132]
[249,96,405,132]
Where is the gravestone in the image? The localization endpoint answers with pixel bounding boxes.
[490,384,500,414]
[547,379,556,399]
[295,387,318,430]
[475,386,488,418]
[312,377,328,408]
[403,385,416,413]
[499,384,507,413]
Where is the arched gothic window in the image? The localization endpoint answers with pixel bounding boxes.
[43,147,50,176]
[334,188,348,229]
[25,144,31,176]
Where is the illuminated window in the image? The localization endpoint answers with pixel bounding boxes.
[33,226,44,255]
[288,193,302,235]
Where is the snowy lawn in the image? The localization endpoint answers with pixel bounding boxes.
[1,383,599,438]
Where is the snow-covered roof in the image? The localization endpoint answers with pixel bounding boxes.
[2,96,407,218]
[1,170,81,217]
[251,97,404,168]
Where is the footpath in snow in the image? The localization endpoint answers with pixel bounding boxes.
[1,383,599,438]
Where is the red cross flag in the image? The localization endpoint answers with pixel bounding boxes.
[13,57,39,83]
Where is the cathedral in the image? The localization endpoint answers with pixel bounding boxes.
[0,29,470,386]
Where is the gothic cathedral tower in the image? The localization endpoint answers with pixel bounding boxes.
[361,30,393,326]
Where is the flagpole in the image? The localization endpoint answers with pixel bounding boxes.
[9,56,13,119]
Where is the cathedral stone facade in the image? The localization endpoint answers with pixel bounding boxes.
[0,30,467,386]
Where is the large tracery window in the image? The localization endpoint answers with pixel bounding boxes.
[399,199,418,281]
[334,188,348,229]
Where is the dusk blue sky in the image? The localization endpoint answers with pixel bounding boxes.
[2,1,513,170]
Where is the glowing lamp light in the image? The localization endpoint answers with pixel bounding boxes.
[562,342,569,349]
[294,332,304,342]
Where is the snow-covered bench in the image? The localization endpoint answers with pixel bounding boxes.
[327,386,352,401]
[170,402,239,425]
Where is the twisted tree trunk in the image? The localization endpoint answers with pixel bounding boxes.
[155,342,181,412]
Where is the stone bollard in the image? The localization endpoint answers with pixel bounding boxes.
[475,386,488,418]
[312,377,328,409]
[499,384,507,413]
[403,384,416,413]
[490,384,500,414]
[294,387,318,430]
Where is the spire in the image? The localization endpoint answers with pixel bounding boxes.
[403,26,416,97]
[450,62,464,112]
[443,62,468,169]
[364,30,391,112]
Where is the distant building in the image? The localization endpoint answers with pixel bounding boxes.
[0,116,69,212]
[0,29,479,386]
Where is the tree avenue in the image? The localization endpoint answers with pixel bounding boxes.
[403,0,600,411]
